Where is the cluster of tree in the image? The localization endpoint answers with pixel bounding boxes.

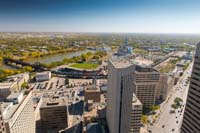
[41,51,107,69]
[171,97,183,109]
[0,66,33,82]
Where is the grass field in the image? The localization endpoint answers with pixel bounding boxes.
[70,63,99,69]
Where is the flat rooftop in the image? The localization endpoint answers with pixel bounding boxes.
[40,96,67,108]
[36,71,51,76]
[110,56,134,68]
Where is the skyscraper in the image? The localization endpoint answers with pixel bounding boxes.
[106,57,135,133]
[134,65,160,107]
[181,43,200,133]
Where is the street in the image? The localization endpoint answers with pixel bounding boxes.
[149,63,193,133]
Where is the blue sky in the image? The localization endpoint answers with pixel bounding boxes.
[0,0,200,33]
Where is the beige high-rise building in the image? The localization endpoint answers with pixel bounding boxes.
[40,96,68,133]
[181,43,200,133]
[130,94,142,133]
[134,65,160,107]
[106,57,135,133]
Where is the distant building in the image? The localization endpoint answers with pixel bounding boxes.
[182,52,194,61]
[40,96,68,133]
[134,65,160,107]
[156,73,175,101]
[130,94,142,133]
[2,91,35,133]
[181,42,200,133]
[35,71,51,82]
[107,57,135,133]
[140,46,161,52]
[117,38,133,56]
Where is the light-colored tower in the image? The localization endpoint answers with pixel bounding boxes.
[106,57,135,133]
[181,43,200,133]
[134,65,160,107]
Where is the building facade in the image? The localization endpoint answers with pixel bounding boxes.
[130,94,142,133]
[134,65,160,107]
[156,73,175,101]
[181,43,200,133]
[40,96,68,133]
[106,58,135,133]
[0,103,7,133]
[3,91,35,133]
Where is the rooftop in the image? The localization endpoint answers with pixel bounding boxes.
[110,56,134,69]
[40,96,67,108]
[36,71,51,76]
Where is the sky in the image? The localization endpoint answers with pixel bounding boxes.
[0,0,200,33]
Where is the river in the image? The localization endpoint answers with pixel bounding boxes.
[0,50,93,70]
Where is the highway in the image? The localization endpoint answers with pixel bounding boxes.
[149,63,193,133]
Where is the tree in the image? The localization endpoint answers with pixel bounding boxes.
[65,78,69,85]
[21,82,29,89]
[141,115,148,124]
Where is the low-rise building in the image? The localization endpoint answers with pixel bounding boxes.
[35,71,51,82]
[40,96,68,133]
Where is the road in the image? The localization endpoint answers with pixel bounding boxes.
[149,63,193,133]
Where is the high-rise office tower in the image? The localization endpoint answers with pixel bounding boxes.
[106,57,135,133]
[134,65,160,107]
[181,43,200,133]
